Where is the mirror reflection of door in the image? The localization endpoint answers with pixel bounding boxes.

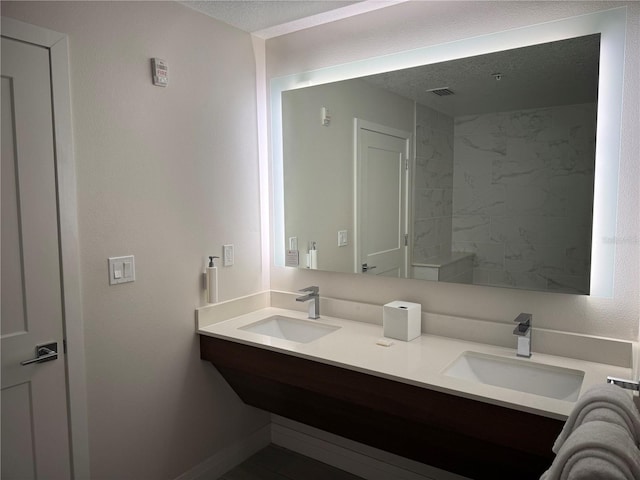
[355,120,411,277]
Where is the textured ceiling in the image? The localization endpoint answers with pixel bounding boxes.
[182,1,361,35]
[361,34,601,116]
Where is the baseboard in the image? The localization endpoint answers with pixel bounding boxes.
[175,424,271,480]
[270,415,469,480]
[175,417,471,480]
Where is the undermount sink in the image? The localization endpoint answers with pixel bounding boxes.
[443,351,584,401]
[239,315,340,343]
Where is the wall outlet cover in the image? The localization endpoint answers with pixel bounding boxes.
[338,230,348,247]
[223,244,234,266]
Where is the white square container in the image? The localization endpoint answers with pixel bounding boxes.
[383,301,421,341]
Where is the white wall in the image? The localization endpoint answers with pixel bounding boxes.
[267,1,640,341]
[1,1,269,478]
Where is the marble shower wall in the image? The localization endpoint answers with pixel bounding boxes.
[413,104,454,263]
[451,104,596,294]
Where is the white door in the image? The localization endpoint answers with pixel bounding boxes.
[355,120,410,277]
[1,36,72,479]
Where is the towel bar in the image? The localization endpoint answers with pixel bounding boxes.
[606,376,640,391]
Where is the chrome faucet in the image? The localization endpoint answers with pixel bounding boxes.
[513,313,532,358]
[296,286,320,319]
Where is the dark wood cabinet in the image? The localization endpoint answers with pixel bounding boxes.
[200,334,562,479]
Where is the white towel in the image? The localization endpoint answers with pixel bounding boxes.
[541,421,640,480]
[553,383,640,453]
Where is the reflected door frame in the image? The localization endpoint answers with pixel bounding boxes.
[354,118,412,277]
[1,16,90,478]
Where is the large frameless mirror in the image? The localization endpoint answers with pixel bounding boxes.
[271,8,625,297]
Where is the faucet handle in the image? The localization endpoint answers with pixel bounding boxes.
[299,285,319,294]
[513,313,532,336]
[513,313,532,325]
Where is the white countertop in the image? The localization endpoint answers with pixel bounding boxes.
[198,306,632,420]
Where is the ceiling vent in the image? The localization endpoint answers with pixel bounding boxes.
[427,87,455,96]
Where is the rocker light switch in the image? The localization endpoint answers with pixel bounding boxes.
[123,261,133,278]
[109,255,135,285]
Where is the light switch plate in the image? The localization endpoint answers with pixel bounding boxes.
[108,255,135,285]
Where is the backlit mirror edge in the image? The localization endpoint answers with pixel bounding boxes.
[271,6,626,298]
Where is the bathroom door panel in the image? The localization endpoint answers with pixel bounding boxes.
[1,36,71,479]
[356,125,408,277]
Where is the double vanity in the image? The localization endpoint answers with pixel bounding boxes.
[195,7,633,479]
[197,290,634,479]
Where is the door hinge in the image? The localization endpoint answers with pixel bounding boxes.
[404,234,409,246]
[63,339,67,354]
[405,158,409,171]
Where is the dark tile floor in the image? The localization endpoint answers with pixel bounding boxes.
[218,444,364,480]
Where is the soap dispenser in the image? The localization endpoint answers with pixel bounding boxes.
[206,256,219,304]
